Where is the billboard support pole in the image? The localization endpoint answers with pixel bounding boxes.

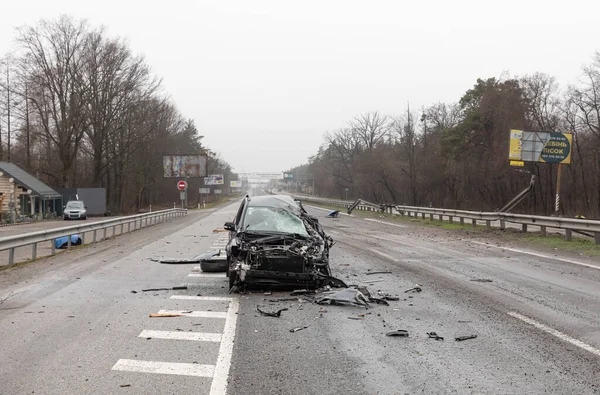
[555,163,563,214]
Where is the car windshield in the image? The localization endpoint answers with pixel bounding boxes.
[66,201,84,209]
[243,206,308,235]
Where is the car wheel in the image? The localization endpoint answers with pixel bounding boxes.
[82,216,87,220]
[225,256,230,277]
[63,217,68,221]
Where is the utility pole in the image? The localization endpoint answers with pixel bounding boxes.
[5,64,10,162]
[25,83,31,168]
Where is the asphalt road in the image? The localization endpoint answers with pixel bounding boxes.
[1,196,600,394]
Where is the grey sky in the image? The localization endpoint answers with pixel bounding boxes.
[1,0,599,173]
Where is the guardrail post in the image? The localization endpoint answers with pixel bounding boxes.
[111,226,115,237]
[32,243,37,261]
[67,235,72,248]
[8,248,15,265]
[93,230,97,243]
[81,233,86,245]
[438,215,443,222]
[449,216,453,224]
[522,224,528,233]
[103,227,107,240]
[429,213,433,220]
[540,226,547,237]
[422,213,425,219]
[460,217,464,226]
[595,232,600,245]
[51,239,56,255]
[133,220,137,231]
[500,220,505,230]
[120,224,124,234]
[565,229,572,241]
[472,219,476,228]
[485,220,491,229]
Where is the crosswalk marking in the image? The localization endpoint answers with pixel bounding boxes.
[139,330,221,342]
[188,272,224,278]
[112,359,214,377]
[171,295,232,302]
[157,309,227,318]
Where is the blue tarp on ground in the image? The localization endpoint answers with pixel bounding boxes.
[55,235,82,249]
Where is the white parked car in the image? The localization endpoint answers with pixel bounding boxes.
[63,201,87,220]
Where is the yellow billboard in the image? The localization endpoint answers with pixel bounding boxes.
[508,130,572,165]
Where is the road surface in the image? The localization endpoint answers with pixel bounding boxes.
[1,196,600,394]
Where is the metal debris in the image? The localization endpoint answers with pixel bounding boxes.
[427,332,444,341]
[290,326,309,333]
[290,289,316,296]
[386,330,409,337]
[316,288,369,307]
[360,279,385,283]
[470,279,493,282]
[365,271,392,275]
[368,297,389,306]
[455,335,477,341]
[257,306,288,317]
[149,313,183,318]
[268,297,299,302]
[404,286,422,293]
[141,286,188,292]
[326,210,340,218]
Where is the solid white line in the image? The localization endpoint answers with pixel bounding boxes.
[139,330,221,342]
[364,218,406,228]
[112,359,214,377]
[170,295,232,302]
[188,273,224,278]
[471,241,600,270]
[209,298,239,395]
[368,248,400,262]
[157,309,227,319]
[507,311,600,357]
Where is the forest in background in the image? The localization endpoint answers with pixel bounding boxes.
[0,16,234,214]
[289,54,600,218]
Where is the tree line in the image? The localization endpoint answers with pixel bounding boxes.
[0,16,233,214]
[290,54,600,217]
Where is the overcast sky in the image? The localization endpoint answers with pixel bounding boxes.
[1,0,599,173]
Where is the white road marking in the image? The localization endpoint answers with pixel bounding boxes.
[112,359,214,377]
[209,297,239,395]
[471,241,600,270]
[507,311,600,357]
[170,295,232,302]
[364,218,406,228]
[139,330,221,342]
[368,248,400,262]
[157,309,227,319]
[188,273,225,278]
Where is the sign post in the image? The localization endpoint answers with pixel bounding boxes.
[177,180,188,209]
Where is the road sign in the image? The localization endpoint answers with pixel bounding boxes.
[180,191,186,200]
[177,180,188,191]
[214,189,223,194]
[508,130,572,165]
[199,188,210,194]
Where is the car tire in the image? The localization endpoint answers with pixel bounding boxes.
[82,216,87,220]
[225,256,230,277]
[63,217,68,221]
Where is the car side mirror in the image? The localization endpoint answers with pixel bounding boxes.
[224,221,236,231]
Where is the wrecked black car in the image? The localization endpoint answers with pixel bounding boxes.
[224,195,346,291]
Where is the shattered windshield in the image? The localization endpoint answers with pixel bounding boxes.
[243,206,309,235]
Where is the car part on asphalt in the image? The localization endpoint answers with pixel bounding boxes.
[326,210,340,218]
[149,313,184,317]
[427,332,444,341]
[367,297,390,306]
[289,326,309,333]
[256,306,288,317]
[141,286,188,292]
[470,278,493,282]
[226,195,347,291]
[316,288,369,307]
[268,297,299,302]
[386,330,409,337]
[404,286,423,293]
[455,335,478,341]
[365,271,392,275]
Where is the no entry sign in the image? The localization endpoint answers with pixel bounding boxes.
[177,180,188,191]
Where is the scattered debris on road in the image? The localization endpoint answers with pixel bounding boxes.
[365,271,392,275]
[120,384,131,388]
[291,289,316,296]
[326,210,340,218]
[130,290,138,294]
[290,326,309,333]
[141,286,188,292]
[360,279,385,283]
[404,286,422,293]
[455,335,477,341]
[316,288,369,307]
[427,332,444,341]
[386,330,409,337]
[149,313,184,318]
[470,278,493,283]
[269,297,299,302]
[367,297,390,306]
[257,306,288,317]
[458,320,472,323]
[213,228,228,233]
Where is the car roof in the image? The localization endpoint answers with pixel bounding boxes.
[246,194,299,208]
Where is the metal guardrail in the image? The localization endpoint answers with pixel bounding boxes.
[0,208,187,265]
[291,194,600,244]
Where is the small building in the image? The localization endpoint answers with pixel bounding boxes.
[0,162,63,221]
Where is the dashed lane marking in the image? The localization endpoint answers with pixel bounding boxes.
[139,330,221,342]
[507,311,600,357]
[188,273,225,278]
[171,295,231,302]
[112,359,214,377]
[471,241,600,270]
[364,218,406,228]
[157,310,227,319]
[209,297,239,395]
